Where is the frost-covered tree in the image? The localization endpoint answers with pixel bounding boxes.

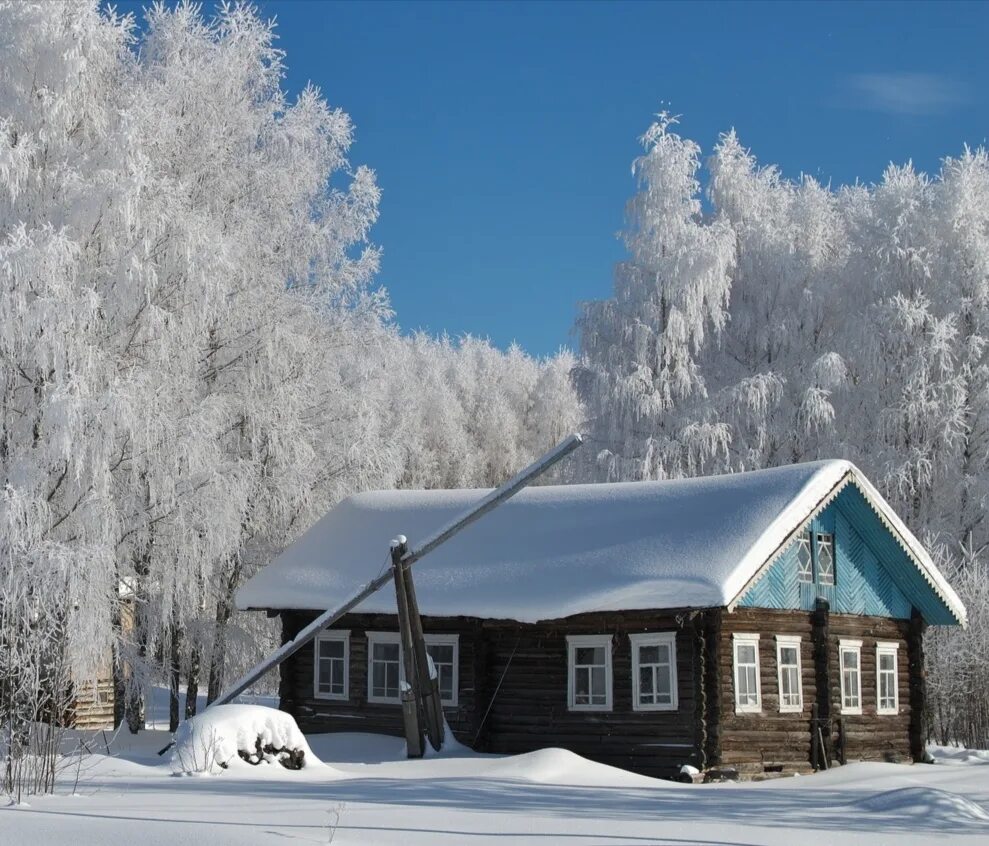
[576,115,989,744]
[1,2,584,766]
[576,114,736,481]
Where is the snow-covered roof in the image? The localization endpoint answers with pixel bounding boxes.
[237,460,966,625]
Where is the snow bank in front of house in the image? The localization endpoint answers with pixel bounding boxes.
[171,705,324,775]
[854,786,989,823]
[478,747,666,787]
[930,744,989,766]
[238,460,860,621]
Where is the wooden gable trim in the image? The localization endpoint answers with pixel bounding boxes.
[726,472,852,614]
[726,470,966,627]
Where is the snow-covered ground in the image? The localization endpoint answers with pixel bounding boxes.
[3,732,989,845]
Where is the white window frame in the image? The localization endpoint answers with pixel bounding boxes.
[815,532,835,585]
[425,633,460,707]
[365,631,460,706]
[366,631,402,704]
[839,638,863,715]
[732,633,762,714]
[313,630,350,701]
[630,632,678,712]
[876,641,900,716]
[566,634,613,712]
[775,634,803,713]
[796,532,814,583]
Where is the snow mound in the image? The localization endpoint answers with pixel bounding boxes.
[480,748,661,787]
[171,705,322,775]
[855,787,989,824]
[929,745,989,766]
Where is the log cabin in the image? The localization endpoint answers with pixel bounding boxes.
[237,460,966,779]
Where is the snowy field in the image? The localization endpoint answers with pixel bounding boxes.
[2,729,989,845]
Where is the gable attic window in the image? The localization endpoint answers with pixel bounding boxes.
[630,632,678,711]
[796,533,814,583]
[567,634,613,711]
[816,532,835,585]
[313,630,349,700]
[732,633,762,713]
[876,641,899,715]
[839,639,863,715]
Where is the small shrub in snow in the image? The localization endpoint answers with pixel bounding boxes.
[171,705,313,775]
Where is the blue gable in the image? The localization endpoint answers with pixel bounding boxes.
[737,482,954,624]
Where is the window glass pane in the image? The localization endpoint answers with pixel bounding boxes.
[437,667,453,701]
[318,662,331,687]
[655,668,671,698]
[576,646,603,665]
[743,665,758,703]
[320,640,344,659]
[372,661,386,696]
[880,653,894,672]
[843,650,858,670]
[639,666,654,698]
[640,645,659,664]
[738,644,756,664]
[428,644,454,664]
[780,646,797,666]
[375,642,399,662]
[385,662,399,698]
[575,667,589,699]
[591,666,606,698]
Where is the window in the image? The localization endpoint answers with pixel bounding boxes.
[732,633,761,713]
[425,634,459,707]
[630,632,678,711]
[567,635,613,711]
[876,642,899,715]
[314,630,349,700]
[366,632,460,706]
[775,635,803,713]
[796,533,814,583]
[367,632,402,704]
[816,532,835,585]
[839,639,862,715]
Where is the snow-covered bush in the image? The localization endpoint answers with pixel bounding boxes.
[171,705,315,775]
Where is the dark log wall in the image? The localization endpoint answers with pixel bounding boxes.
[280,604,917,780]
[477,610,705,779]
[281,608,706,779]
[280,611,480,742]
[717,607,912,773]
[825,612,912,764]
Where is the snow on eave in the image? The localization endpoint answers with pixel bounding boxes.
[726,464,968,628]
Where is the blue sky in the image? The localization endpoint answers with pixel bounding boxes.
[110,0,988,357]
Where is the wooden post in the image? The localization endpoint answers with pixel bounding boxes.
[810,702,820,770]
[811,598,833,767]
[403,558,445,752]
[391,540,424,758]
[907,607,928,763]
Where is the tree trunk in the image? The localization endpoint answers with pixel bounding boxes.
[185,645,200,719]
[206,557,241,704]
[168,614,181,732]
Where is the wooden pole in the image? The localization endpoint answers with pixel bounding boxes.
[391,540,424,758]
[207,433,583,708]
[403,559,445,751]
